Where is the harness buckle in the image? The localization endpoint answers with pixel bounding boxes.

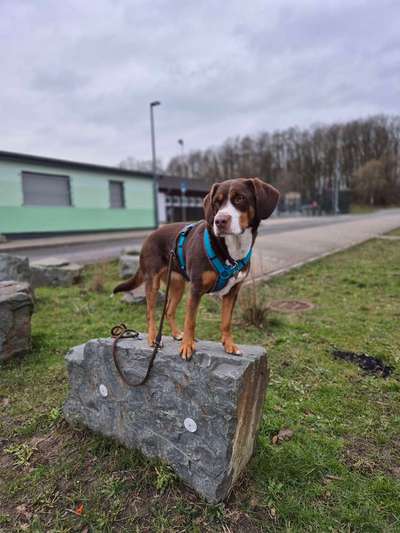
[219,269,232,280]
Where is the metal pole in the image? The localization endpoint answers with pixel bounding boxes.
[178,139,185,221]
[150,101,161,227]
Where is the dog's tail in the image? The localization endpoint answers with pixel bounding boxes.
[113,268,144,294]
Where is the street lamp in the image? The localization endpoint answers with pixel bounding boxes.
[150,100,161,227]
[178,138,184,176]
[177,139,186,221]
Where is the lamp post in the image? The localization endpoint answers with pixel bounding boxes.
[150,100,161,227]
[178,139,186,221]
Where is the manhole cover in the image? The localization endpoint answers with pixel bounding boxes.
[268,300,314,313]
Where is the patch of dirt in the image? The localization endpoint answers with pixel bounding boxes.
[29,431,66,466]
[332,349,394,378]
[343,436,400,478]
[268,300,315,313]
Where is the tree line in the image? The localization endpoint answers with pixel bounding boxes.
[166,114,400,206]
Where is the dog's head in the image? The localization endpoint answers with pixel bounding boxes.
[203,177,279,236]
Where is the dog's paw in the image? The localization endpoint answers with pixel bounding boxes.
[223,340,242,356]
[172,332,183,341]
[147,332,156,347]
[180,340,195,360]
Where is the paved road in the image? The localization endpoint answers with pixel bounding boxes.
[252,208,400,280]
[8,210,400,274]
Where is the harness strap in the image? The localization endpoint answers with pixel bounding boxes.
[203,228,252,292]
[176,223,196,280]
[176,222,253,293]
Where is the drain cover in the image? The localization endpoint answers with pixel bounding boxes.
[268,300,314,312]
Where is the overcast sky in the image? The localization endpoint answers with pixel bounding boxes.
[1,0,399,168]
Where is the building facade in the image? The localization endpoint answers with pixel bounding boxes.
[158,175,209,223]
[0,151,155,236]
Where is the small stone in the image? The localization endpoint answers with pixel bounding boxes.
[31,256,70,267]
[119,255,140,279]
[30,258,83,288]
[63,336,268,502]
[122,286,165,305]
[122,244,142,256]
[0,254,31,284]
[0,281,34,361]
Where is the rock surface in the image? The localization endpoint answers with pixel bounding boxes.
[0,254,31,283]
[119,254,140,279]
[64,336,268,502]
[30,257,83,288]
[0,281,34,361]
[122,286,165,305]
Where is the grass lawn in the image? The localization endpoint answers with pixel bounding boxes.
[1,235,400,532]
[350,204,378,215]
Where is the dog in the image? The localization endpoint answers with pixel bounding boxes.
[113,177,279,360]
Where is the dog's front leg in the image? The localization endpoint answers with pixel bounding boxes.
[221,283,242,355]
[180,285,202,360]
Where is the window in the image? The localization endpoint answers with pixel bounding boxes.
[109,180,125,208]
[22,171,72,206]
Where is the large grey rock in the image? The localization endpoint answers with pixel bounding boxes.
[64,336,268,502]
[0,281,34,361]
[119,254,140,279]
[0,254,31,283]
[30,257,83,288]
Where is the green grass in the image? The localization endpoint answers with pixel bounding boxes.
[387,227,400,237]
[1,237,400,532]
[350,204,378,214]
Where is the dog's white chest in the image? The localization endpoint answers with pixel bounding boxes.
[215,269,248,297]
[214,230,252,297]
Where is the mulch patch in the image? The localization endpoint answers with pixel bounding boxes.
[331,349,394,378]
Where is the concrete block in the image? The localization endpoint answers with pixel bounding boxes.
[64,336,268,502]
[30,257,83,288]
[119,254,140,279]
[0,281,34,361]
[0,254,31,284]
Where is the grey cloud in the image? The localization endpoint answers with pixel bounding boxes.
[0,0,399,167]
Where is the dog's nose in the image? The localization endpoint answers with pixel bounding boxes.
[215,213,232,231]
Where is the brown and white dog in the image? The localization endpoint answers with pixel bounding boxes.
[113,177,279,360]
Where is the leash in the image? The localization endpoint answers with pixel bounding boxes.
[111,249,176,387]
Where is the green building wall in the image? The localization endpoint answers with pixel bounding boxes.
[0,159,155,234]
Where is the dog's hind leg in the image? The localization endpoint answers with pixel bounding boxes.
[180,285,202,360]
[164,273,186,340]
[145,271,162,347]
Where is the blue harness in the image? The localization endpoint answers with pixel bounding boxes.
[176,223,253,293]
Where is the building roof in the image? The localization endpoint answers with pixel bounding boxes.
[0,149,154,179]
[0,150,210,193]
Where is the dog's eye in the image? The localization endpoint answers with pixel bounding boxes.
[233,195,245,204]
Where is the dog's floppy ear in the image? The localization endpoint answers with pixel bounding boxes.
[203,183,220,226]
[247,177,280,220]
